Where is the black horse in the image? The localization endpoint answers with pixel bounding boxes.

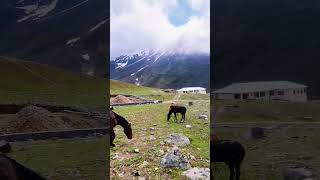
[0,154,46,180]
[167,105,187,123]
[110,110,133,147]
[211,138,245,180]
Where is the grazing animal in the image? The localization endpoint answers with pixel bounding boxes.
[167,105,187,123]
[0,154,46,180]
[210,135,245,180]
[110,110,132,147]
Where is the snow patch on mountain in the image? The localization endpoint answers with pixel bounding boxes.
[89,19,108,33]
[66,37,80,46]
[16,0,59,23]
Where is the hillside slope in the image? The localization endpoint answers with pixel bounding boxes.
[0,57,107,110]
[213,0,320,97]
[111,50,210,89]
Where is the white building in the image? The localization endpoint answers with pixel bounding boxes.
[177,87,207,94]
[213,81,307,102]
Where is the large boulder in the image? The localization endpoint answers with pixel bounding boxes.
[0,140,11,153]
[284,166,314,180]
[182,168,210,180]
[160,146,190,169]
[165,133,190,147]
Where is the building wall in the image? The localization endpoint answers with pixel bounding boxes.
[214,88,307,102]
[177,89,206,94]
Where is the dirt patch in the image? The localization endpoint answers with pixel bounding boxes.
[110,95,145,105]
[0,105,105,134]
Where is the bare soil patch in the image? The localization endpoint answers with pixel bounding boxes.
[0,105,105,134]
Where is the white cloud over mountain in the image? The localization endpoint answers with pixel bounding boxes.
[110,0,210,58]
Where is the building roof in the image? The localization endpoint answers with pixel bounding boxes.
[177,87,206,91]
[213,81,307,94]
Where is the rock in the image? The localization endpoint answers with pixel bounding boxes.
[160,146,190,169]
[189,102,193,106]
[165,133,190,147]
[150,127,155,130]
[142,128,147,131]
[134,149,140,153]
[198,114,208,120]
[284,167,314,180]
[186,125,192,128]
[153,124,157,126]
[150,136,156,141]
[0,140,11,153]
[251,127,265,139]
[182,168,210,180]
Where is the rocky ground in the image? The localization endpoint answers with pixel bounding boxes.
[110,100,210,179]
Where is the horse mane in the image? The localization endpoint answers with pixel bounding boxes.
[113,111,129,127]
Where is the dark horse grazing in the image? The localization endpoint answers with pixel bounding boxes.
[167,105,187,123]
[0,154,46,180]
[210,134,245,180]
[110,109,132,147]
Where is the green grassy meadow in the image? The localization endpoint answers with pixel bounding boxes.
[212,100,320,180]
[110,99,210,179]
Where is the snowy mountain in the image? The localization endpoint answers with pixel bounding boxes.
[0,0,108,77]
[110,50,210,89]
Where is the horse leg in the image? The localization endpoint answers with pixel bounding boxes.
[235,163,241,180]
[227,162,235,180]
[111,130,116,147]
[180,113,184,123]
[174,112,177,122]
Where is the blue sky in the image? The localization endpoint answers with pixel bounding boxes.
[111,0,210,58]
[168,0,194,26]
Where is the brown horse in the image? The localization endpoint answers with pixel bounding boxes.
[0,154,46,180]
[167,105,187,123]
[110,109,132,147]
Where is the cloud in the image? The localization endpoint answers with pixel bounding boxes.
[110,0,210,58]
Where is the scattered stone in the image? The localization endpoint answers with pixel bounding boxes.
[165,133,190,147]
[251,127,265,139]
[0,140,11,153]
[142,128,147,131]
[134,149,140,153]
[153,124,157,126]
[160,146,190,169]
[182,168,210,180]
[198,114,208,120]
[150,127,155,130]
[186,125,192,128]
[284,166,314,180]
[150,132,155,135]
[150,136,156,141]
[189,102,193,106]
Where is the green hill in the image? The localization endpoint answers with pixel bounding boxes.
[0,57,107,111]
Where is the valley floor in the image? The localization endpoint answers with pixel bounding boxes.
[212,100,320,180]
[110,95,210,179]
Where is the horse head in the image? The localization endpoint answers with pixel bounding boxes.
[124,123,133,139]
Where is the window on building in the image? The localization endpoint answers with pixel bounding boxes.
[269,91,274,96]
[243,93,248,99]
[293,90,296,94]
[304,89,306,93]
[260,92,266,97]
[254,92,259,98]
[234,94,240,99]
[278,90,284,96]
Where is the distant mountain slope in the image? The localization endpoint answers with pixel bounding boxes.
[0,56,107,109]
[110,50,210,89]
[0,0,108,77]
[213,0,320,97]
